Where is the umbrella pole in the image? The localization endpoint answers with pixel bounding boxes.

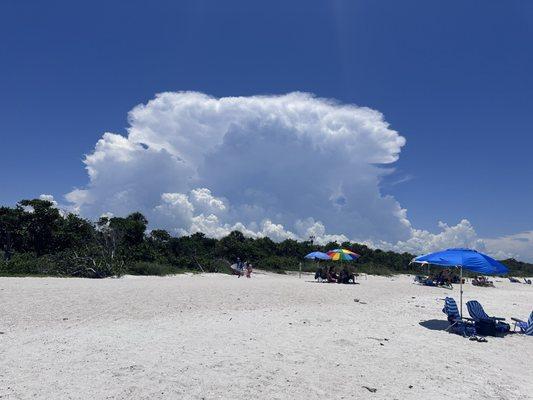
[459,266,463,318]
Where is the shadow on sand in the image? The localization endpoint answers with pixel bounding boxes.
[305,281,360,284]
[419,319,449,331]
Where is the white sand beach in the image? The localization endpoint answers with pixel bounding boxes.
[1,273,532,400]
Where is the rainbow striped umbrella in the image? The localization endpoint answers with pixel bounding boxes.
[326,248,360,261]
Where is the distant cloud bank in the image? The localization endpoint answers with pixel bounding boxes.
[57,92,532,262]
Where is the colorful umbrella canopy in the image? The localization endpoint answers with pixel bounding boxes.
[326,248,360,261]
[304,251,331,260]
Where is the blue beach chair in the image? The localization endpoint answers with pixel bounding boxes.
[511,312,533,336]
[442,297,476,336]
[466,300,510,335]
[466,300,506,322]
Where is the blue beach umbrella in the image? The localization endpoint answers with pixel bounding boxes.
[304,252,330,278]
[413,248,509,316]
[304,251,331,260]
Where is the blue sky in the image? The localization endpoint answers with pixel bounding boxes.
[1,1,532,258]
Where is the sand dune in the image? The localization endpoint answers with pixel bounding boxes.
[1,273,532,399]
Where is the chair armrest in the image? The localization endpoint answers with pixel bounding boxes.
[493,317,506,321]
[511,317,524,323]
[463,317,475,321]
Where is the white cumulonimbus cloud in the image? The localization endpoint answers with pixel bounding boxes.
[61,92,532,261]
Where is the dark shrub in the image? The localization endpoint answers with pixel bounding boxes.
[128,262,176,276]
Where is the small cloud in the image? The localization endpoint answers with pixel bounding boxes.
[39,194,57,206]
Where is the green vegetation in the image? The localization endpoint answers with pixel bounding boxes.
[1,198,532,278]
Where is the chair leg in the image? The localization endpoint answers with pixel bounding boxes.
[446,321,458,332]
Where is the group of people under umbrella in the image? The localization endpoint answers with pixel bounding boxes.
[306,248,360,284]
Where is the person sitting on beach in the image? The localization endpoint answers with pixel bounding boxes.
[479,276,491,285]
[326,266,337,283]
[337,266,355,284]
[314,267,323,281]
[472,276,493,287]
[434,271,445,286]
[442,269,453,285]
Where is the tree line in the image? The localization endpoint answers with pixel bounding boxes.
[1,198,531,278]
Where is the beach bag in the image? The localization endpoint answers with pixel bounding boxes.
[475,319,498,336]
[496,322,510,334]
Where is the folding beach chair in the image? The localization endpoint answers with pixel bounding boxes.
[466,300,510,335]
[466,300,506,322]
[442,297,476,336]
[511,311,533,336]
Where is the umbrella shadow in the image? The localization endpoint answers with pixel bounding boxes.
[419,319,450,331]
